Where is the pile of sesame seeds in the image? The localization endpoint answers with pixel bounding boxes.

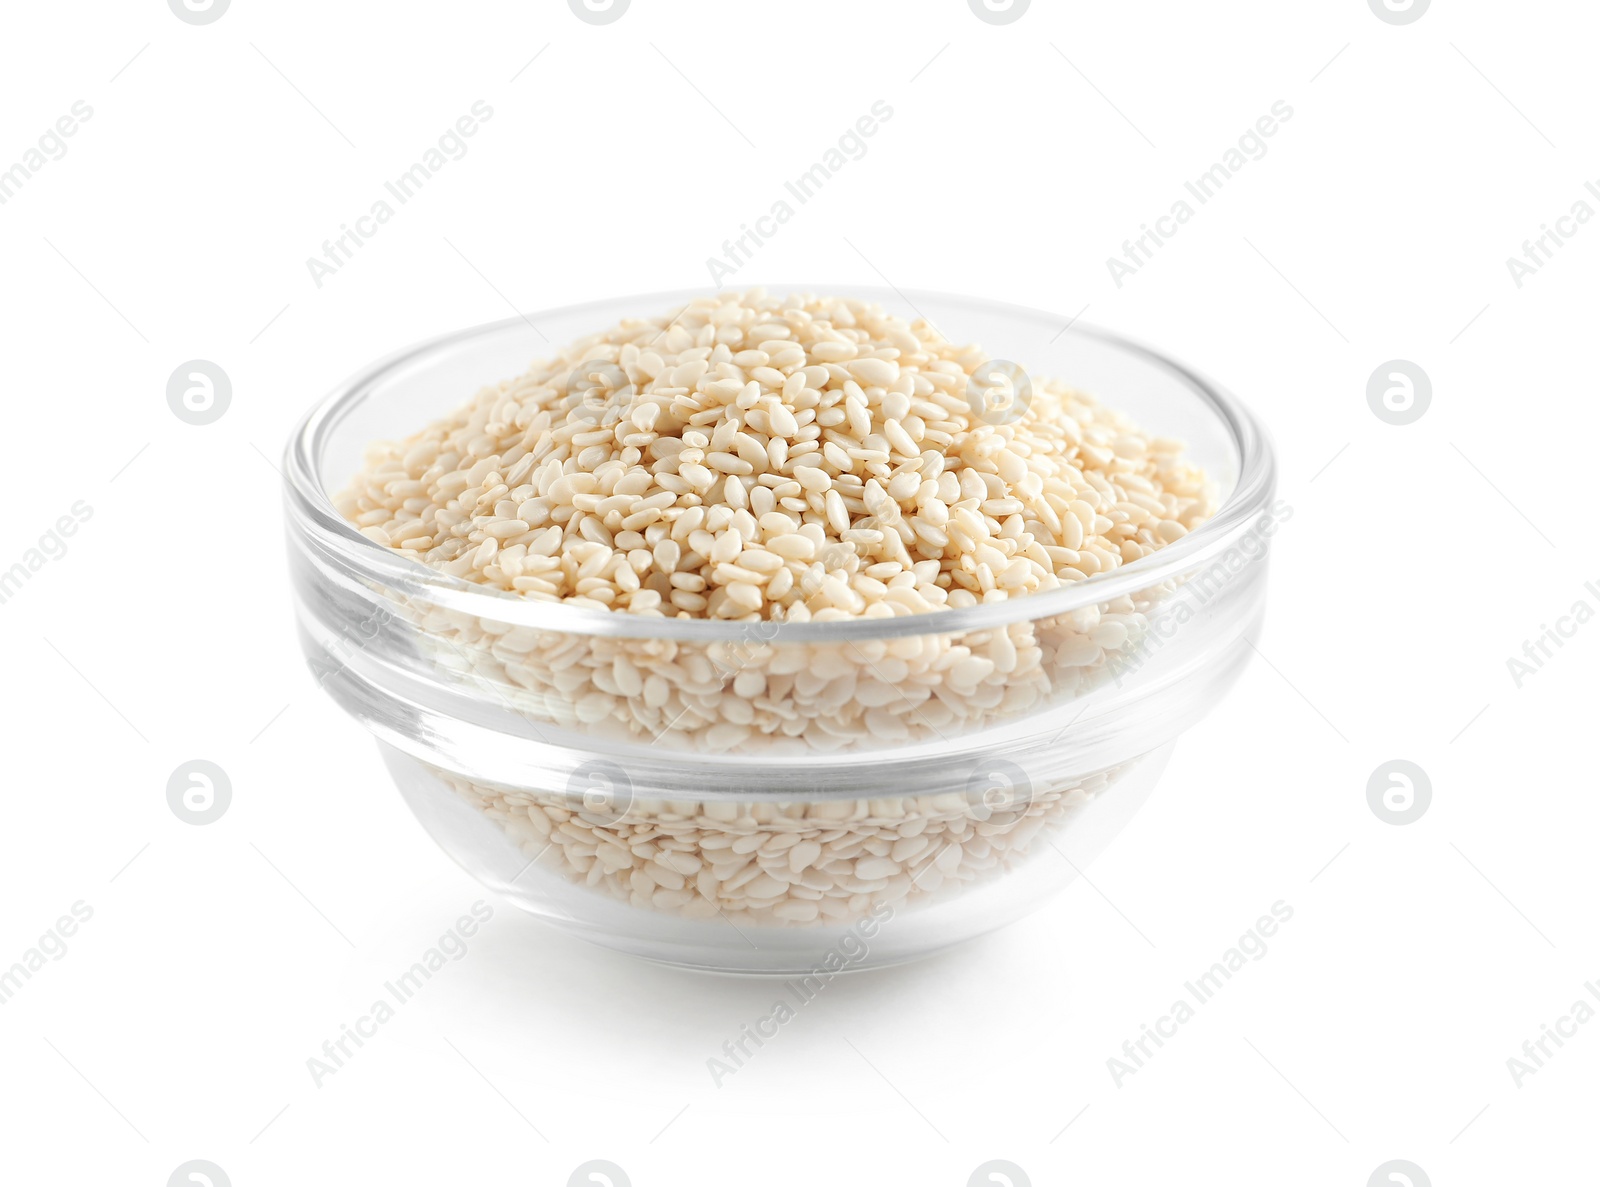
[442,758,1135,927]
[338,291,1213,624]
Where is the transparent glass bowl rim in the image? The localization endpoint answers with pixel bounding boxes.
[284,285,1277,644]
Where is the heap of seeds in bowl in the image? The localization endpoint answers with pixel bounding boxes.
[342,291,1212,621]
[337,292,1214,923]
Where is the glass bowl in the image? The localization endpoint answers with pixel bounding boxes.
[282,286,1278,974]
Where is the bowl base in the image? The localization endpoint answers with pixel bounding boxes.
[384,740,1174,975]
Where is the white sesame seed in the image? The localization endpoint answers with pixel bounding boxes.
[847,357,898,387]
[767,405,799,438]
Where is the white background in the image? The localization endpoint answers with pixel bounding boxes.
[2,0,1596,1183]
